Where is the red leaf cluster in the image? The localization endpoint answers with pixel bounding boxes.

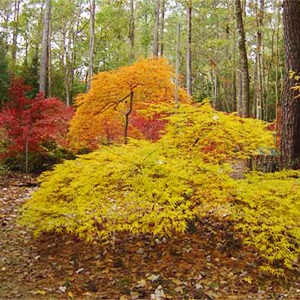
[129,111,167,141]
[0,78,74,159]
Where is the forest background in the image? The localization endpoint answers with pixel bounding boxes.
[0,0,283,118]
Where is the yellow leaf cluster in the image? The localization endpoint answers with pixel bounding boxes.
[20,138,235,241]
[234,171,300,275]
[162,100,274,163]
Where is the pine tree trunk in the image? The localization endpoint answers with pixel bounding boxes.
[175,23,180,108]
[153,0,160,57]
[254,0,264,120]
[274,0,281,133]
[39,0,51,93]
[160,0,165,57]
[11,0,20,71]
[186,0,192,96]
[280,0,300,169]
[234,0,250,117]
[47,18,52,97]
[128,0,135,62]
[87,0,95,91]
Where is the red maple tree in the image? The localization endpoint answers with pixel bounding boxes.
[0,78,74,167]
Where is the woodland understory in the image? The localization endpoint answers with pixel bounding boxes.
[0,172,300,300]
[1,1,300,299]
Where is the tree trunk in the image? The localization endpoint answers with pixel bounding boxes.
[124,92,134,144]
[11,0,21,71]
[234,0,250,117]
[160,0,165,57]
[230,1,237,112]
[128,0,135,62]
[175,23,180,108]
[186,0,192,96]
[1,3,11,53]
[47,17,52,97]
[254,0,264,120]
[213,70,218,108]
[280,0,300,169]
[274,0,281,135]
[39,0,51,93]
[153,0,160,57]
[87,0,95,91]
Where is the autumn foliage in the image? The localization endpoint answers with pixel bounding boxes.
[234,171,300,276]
[68,58,190,149]
[0,78,74,170]
[162,101,274,163]
[21,102,253,241]
[20,100,300,276]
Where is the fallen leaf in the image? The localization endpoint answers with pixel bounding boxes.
[58,286,67,293]
[68,291,74,298]
[154,285,165,299]
[34,290,47,295]
[76,268,84,274]
[242,276,252,284]
[175,286,184,293]
[195,283,203,290]
[130,291,140,299]
[170,278,182,285]
[136,279,147,287]
[147,274,160,282]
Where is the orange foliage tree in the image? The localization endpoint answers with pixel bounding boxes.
[68,58,190,149]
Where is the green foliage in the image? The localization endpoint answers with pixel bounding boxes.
[1,144,75,173]
[234,171,300,276]
[0,35,9,107]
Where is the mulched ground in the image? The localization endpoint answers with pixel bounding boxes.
[0,172,299,299]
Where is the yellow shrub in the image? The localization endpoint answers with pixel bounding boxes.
[20,100,300,276]
[20,140,235,241]
[234,171,300,275]
[162,101,274,163]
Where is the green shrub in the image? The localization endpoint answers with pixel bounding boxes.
[2,145,75,173]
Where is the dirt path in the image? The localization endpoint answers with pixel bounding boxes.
[1,172,299,299]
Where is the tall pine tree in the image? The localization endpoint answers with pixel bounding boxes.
[280,0,300,169]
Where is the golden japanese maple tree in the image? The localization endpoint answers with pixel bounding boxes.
[68,58,190,149]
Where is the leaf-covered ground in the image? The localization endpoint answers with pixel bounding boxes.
[0,172,299,299]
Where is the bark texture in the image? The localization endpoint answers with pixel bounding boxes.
[160,0,165,57]
[234,0,250,117]
[39,0,51,93]
[87,0,95,92]
[186,0,192,96]
[175,23,180,108]
[280,0,300,169]
[254,0,264,119]
[129,0,135,61]
[153,0,160,57]
[11,0,21,69]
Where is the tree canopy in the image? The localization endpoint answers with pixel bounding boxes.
[68,58,190,148]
